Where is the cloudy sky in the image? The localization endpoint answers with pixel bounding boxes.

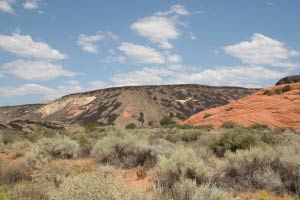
[0,0,299,105]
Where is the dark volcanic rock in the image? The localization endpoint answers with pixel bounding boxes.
[276,75,300,85]
[0,84,259,127]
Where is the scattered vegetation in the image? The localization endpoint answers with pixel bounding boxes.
[0,124,299,199]
[264,85,291,96]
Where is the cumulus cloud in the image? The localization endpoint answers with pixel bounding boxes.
[130,5,191,49]
[77,34,104,53]
[155,4,189,16]
[0,33,67,60]
[0,84,55,97]
[0,81,83,100]
[131,16,180,49]
[2,60,78,81]
[23,0,39,10]
[111,65,285,88]
[224,33,300,68]
[77,32,119,54]
[167,54,182,63]
[0,0,15,14]
[118,42,165,64]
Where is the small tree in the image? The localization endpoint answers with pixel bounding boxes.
[137,112,145,126]
[125,123,137,129]
[160,115,174,126]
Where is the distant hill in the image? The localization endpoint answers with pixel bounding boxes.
[184,83,300,129]
[0,84,257,129]
[276,75,300,85]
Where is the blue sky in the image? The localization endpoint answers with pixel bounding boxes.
[0,0,299,106]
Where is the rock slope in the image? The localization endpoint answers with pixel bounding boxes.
[0,85,257,127]
[184,83,300,129]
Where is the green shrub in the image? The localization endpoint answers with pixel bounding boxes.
[50,173,147,200]
[250,123,269,130]
[275,88,282,94]
[203,113,211,119]
[84,122,98,132]
[154,146,213,191]
[172,179,197,200]
[282,85,291,92]
[210,128,257,157]
[11,180,50,200]
[92,131,157,168]
[196,124,214,130]
[37,136,80,159]
[0,160,32,185]
[263,90,273,96]
[221,121,238,129]
[0,133,15,145]
[222,145,300,193]
[160,115,174,126]
[192,184,228,200]
[125,123,137,129]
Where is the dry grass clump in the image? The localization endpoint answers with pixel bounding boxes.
[10,180,49,200]
[222,144,300,194]
[154,146,213,191]
[49,173,148,200]
[156,179,228,200]
[0,159,32,185]
[36,136,80,159]
[192,184,228,200]
[92,130,157,168]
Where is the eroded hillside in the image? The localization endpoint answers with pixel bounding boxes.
[0,85,258,128]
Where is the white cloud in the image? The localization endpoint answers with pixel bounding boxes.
[189,32,196,40]
[224,33,300,68]
[88,80,108,90]
[0,84,55,97]
[155,4,189,16]
[131,16,180,49]
[23,0,39,10]
[0,0,15,14]
[77,32,119,54]
[118,42,165,64]
[2,60,77,81]
[167,54,182,63]
[0,81,83,100]
[77,33,104,53]
[111,65,285,88]
[131,5,192,49]
[0,33,67,60]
